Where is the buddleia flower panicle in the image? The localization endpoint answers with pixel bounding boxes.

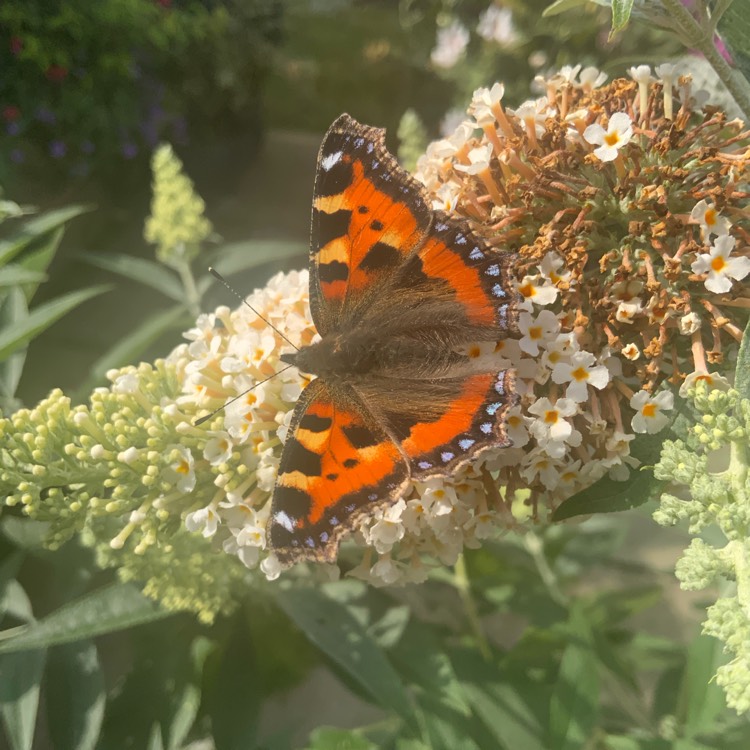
[654,382,750,713]
[3,65,749,617]
[144,143,213,267]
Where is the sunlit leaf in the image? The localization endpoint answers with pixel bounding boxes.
[0,267,46,288]
[542,0,591,17]
[611,0,635,31]
[0,583,173,654]
[307,727,378,750]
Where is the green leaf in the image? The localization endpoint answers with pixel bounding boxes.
[678,633,726,737]
[0,287,28,403]
[73,304,187,398]
[16,227,63,302]
[0,284,110,362]
[0,206,89,267]
[735,316,750,400]
[391,624,471,718]
[199,239,307,294]
[80,253,185,302]
[453,649,546,750]
[0,648,46,750]
[718,0,750,90]
[307,727,378,750]
[542,0,591,17]
[0,518,49,551]
[275,587,413,723]
[548,603,600,750]
[0,583,173,654]
[611,0,635,31]
[551,429,669,520]
[46,640,105,750]
[0,267,46,288]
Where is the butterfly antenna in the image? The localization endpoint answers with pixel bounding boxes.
[208,267,300,351]
[194,365,295,426]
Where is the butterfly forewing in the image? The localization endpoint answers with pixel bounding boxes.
[310,114,433,334]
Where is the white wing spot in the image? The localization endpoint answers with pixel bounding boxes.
[274,510,295,533]
[321,150,343,171]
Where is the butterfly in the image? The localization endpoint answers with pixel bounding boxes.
[267,113,519,566]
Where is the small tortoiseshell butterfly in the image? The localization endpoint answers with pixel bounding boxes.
[268,114,519,566]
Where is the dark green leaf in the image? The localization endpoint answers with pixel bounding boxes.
[0,583,173,654]
[453,649,546,750]
[46,640,105,750]
[391,624,471,718]
[307,727,378,750]
[0,648,46,750]
[275,587,413,723]
[548,603,600,749]
[73,304,187,398]
[735,316,750,400]
[0,285,110,362]
[79,253,184,301]
[0,206,89,267]
[0,267,46,288]
[551,428,669,520]
[1,582,34,625]
[611,0,635,31]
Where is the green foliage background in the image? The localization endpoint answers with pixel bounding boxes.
[2,1,750,748]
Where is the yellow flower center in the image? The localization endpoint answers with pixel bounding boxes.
[711,256,726,272]
[544,410,559,424]
[642,403,658,418]
[246,393,257,405]
[176,461,190,474]
[519,282,536,298]
[705,208,717,226]
[604,131,620,146]
[529,325,543,340]
[508,416,522,427]
[571,366,589,382]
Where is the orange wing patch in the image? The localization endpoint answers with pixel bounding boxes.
[269,380,408,564]
[309,114,432,333]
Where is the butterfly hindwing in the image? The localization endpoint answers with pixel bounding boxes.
[269,378,409,565]
[310,113,433,335]
[354,369,517,482]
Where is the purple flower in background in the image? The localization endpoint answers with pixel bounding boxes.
[10,148,24,163]
[35,107,57,125]
[6,122,20,136]
[80,140,95,155]
[121,141,138,159]
[49,140,67,158]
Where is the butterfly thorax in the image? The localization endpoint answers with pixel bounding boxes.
[281,329,462,380]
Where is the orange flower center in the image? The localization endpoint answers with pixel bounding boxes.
[519,282,535,298]
[711,256,726,272]
[176,461,190,474]
[571,366,589,382]
[705,208,717,226]
[544,410,559,424]
[642,403,657,418]
[529,325,543,340]
[604,132,620,146]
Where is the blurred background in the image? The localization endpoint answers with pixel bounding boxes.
[0,0,680,406]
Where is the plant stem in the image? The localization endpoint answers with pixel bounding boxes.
[177,260,201,317]
[524,531,569,608]
[454,554,491,659]
[661,0,750,122]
